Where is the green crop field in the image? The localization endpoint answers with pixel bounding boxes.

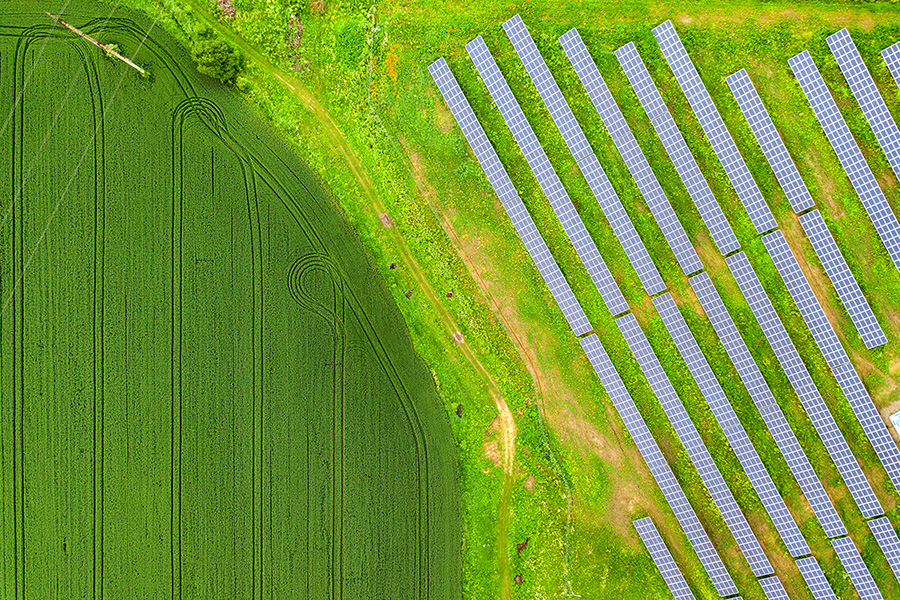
[0,3,460,599]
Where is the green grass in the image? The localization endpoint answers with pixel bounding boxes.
[0,3,460,599]
[95,0,900,597]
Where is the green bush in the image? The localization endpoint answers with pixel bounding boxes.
[191,38,245,83]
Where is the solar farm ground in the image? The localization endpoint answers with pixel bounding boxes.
[88,0,900,598]
[0,2,461,599]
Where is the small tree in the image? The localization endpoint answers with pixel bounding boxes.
[191,39,245,84]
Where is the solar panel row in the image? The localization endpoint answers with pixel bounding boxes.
[799,210,887,349]
[883,42,900,91]
[616,312,774,577]
[796,556,839,600]
[615,42,740,256]
[831,536,884,600]
[726,69,815,213]
[427,58,592,335]
[789,50,900,276]
[500,17,667,296]
[633,517,697,600]
[726,251,884,518]
[653,20,777,234]
[828,29,900,182]
[832,362,900,497]
[465,37,630,316]
[869,517,900,584]
[580,335,738,596]
[689,272,846,540]
[559,28,704,276]
[758,576,790,600]
[653,291,810,557]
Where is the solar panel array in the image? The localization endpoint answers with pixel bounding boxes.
[500,17,667,296]
[559,28,704,276]
[616,313,774,577]
[652,292,810,557]
[633,517,697,600]
[789,50,900,275]
[831,536,884,600]
[689,272,846,540]
[758,576,790,600]
[428,59,592,335]
[465,36,630,316]
[726,69,815,213]
[828,29,900,181]
[615,42,740,256]
[869,517,900,583]
[883,42,900,91]
[726,251,884,518]
[653,20,778,234]
[796,557,839,600]
[799,209,887,349]
[832,362,900,495]
[580,335,738,596]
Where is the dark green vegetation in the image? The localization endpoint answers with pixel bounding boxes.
[0,3,460,598]
[75,0,900,598]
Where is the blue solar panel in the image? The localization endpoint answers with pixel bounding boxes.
[614,42,740,256]
[465,37,630,316]
[689,272,846,540]
[633,517,697,600]
[831,536,885,600]
[501,17,667,296]
[560,28,703,276]
[883,42,900,91]
[428,58,592,335]
[869,517,900,584]
[726,69,815,213]
[799,209,887,349]
[616,312,774,577]
[653,20,777,234]
[828,29,900,183]
[789,50,900,276]
[726,251,884,519]
[653,292,810,557]
[832,362,900,497]
[580,335,738,597]
[796,556,839,600]
[758,576,790,600]
[761,231,850,370]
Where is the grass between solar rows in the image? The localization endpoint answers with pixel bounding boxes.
[111,0,900,597]
[0,3,461,599]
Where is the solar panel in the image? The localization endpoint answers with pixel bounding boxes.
[869,517,900,583]
[832,362,900,497]
[614,42,740,255]
[758,576,790,600]
[500,17,667,296]
[428,58,592,335]
[465,37,630,316]
[828,29,900,183]
[796,556,839,600]
[633,517,697,600]
[831,536,885,600]
[726,251,884,519]
[689,272,846,540]
[653,292,810,557]
[726,69,815,213]
[789,50,900,276]
[616,312,774,577]
[799,209,887,349]
[560,28,703,276]
[761,231,850,370]
[653,20,777,234]
[883,42,900,91]
[580,335,738,597]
